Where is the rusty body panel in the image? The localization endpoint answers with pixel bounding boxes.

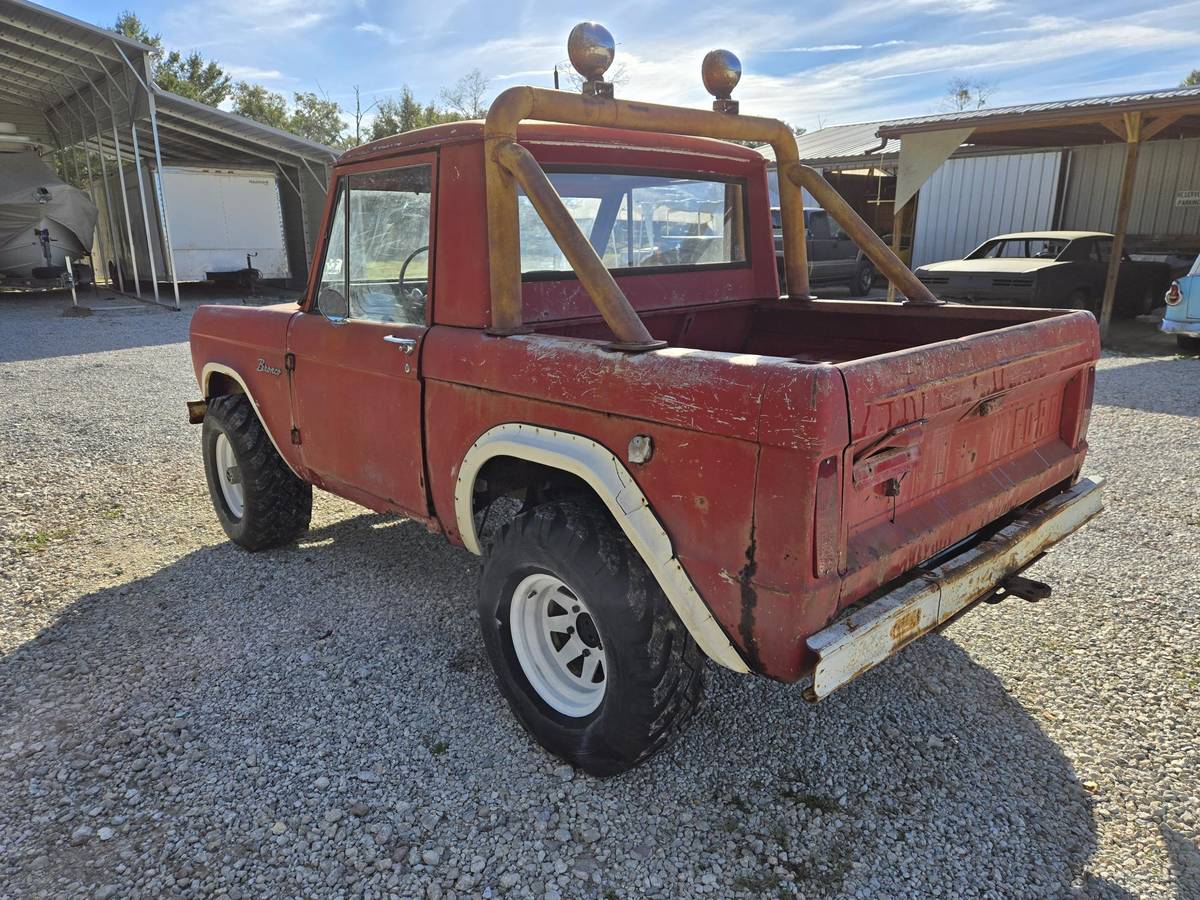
[189,302,302,473]
[189,115,1102,687]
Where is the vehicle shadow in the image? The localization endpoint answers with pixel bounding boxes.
[0,513,1133,898]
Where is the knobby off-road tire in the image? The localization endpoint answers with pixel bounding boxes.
[478,498,707,776]
[202,394,311,551]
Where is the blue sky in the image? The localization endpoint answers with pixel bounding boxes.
[59,0,1200,132]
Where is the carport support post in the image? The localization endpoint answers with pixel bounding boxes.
[110,114,141,297]
[145,75,181,310]
[1098,112,1142,342]
[129,122,161,303]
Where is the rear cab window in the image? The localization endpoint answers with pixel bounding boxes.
[518,171,747,276]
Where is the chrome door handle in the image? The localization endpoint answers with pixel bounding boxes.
[383,335,416,354]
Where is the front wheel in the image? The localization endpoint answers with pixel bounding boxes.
[202,394,312,551]
[478,498,706,776]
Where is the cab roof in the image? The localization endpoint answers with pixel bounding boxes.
[337,120,770,167]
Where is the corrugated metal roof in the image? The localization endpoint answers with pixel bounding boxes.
[0,0,336,168]
[879,86,1200,135]
[153,91,337,165]
[758,121,898,165]
[0,0,149,116]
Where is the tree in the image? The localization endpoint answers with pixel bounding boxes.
[232,82,290,130]
[365,85,470,143]
[290,91,345,145]
[943,77,995,112]
[113,11,230,106]
[156,52,231,105]
[1184,70,1200,86]
[232,84,346,145]
[347,86,378,146]
[557,60,628,91]
[440,68,490,119]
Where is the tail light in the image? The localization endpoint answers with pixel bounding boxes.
[1166,281,1182,305]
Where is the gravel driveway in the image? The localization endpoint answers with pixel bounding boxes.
[1,294,1197,899]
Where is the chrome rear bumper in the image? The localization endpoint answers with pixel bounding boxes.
[1160,318,1200,336]
[805,476,1104,700]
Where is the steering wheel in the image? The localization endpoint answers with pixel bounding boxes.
[398,245,430,297]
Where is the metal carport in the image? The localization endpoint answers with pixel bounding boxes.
[876,87,1200,340]
[0,0,337,308]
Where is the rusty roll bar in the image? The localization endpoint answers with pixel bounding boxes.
[495,140,664,350]
[484,85,813,342]
[783,162,941,306]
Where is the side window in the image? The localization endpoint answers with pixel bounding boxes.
[1093,239,1112,264]
[808,211,832,240]
[316,185,349,318]
[346,166,433,325]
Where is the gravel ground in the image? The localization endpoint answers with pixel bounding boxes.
[1,293,1197,899]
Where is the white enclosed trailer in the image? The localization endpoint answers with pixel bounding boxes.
[106,164,290,284]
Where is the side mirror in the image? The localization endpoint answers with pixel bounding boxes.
[318,285,350,320]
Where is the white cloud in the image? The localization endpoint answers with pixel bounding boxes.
[782,40,908,52]
[353,21,407,47]
[225,64,288,81]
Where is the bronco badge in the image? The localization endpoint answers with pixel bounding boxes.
[256,358,282,376]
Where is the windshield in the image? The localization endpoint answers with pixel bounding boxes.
[973,237,1068,260]
[1190,254,1200,276]
[519,171,747,275]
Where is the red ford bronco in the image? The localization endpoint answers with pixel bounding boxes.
[188,27,1103,775]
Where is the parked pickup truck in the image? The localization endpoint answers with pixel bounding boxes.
[771,206,877,296]
[188,31,1103,775]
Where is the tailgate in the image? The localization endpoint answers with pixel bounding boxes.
[834,310,1098,607]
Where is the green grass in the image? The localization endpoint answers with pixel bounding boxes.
[15,527,73,553]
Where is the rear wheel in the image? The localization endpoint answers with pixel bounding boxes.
[1065,288,1094,314]
[848,259,875,296]
[478,497,706,776]
[1177,334,1200,354]
[202,394,312,551]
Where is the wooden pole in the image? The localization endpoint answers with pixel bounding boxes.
[1098,111,1142,341]
[886,200,910,303]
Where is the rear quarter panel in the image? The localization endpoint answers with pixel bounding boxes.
[422,328,850,681]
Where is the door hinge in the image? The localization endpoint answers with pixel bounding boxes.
[290,427,301,445]
[284,352,296,372]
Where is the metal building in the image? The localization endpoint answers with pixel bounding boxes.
[761,86,1200,336]
[0,0,338,307]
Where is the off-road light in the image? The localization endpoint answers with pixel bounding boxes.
[1166,281,1182,305]
[702,49,742,114]
[568,22,615,97]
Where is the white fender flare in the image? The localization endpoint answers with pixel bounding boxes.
[454,423,750,674]
[201,362,302,478]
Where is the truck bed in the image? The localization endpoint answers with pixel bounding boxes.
[536,298,1071,362]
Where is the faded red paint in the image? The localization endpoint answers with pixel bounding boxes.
[189,122,1098,684]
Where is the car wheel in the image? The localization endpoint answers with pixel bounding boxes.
[478,497,707,776]
[1177,335,1200,354]
[848,260,875,296]
[202,394,312,551]
[1065,288,1094,314]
